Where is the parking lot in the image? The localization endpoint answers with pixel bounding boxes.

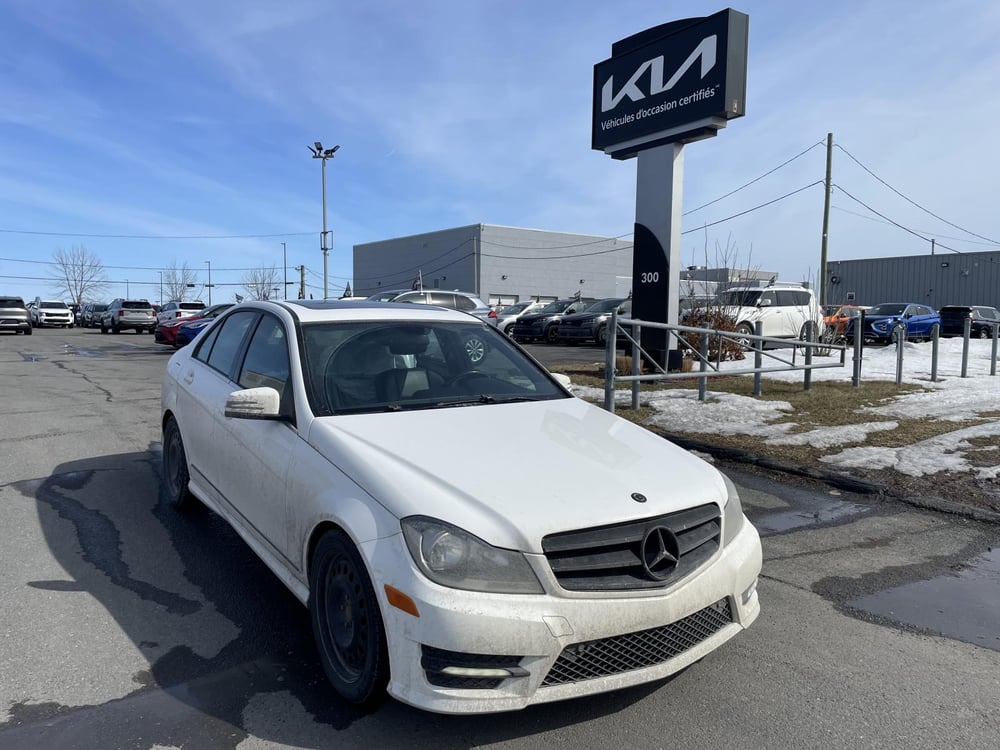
[2,326,999,749]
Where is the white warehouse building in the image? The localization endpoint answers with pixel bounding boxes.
[352,224,634,307]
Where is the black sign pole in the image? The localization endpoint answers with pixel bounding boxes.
[632,142,684,371]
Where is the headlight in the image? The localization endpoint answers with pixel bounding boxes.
[721,473,745,546]
[401,516,544,594]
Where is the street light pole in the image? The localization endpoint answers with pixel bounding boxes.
[282,242,287,300]
[205,260,212,305]
[158,271,162,305]
[308,141,340,299]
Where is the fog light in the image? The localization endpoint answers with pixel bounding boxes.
[741,579,757,605]
[441,666,515,678]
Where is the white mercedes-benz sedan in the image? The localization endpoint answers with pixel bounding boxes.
[160,299,761,714]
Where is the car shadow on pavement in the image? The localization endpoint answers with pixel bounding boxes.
[9,450,670,748]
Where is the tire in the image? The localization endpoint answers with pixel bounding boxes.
[309,531,389,708]
[24,327,32,336]
[544,325,559,344]
[162,417,194,509]
[595,325,607,347]
[978,327,990,339]
[463,335,487,364]
[112,322,120,334]
[735,323,755,349]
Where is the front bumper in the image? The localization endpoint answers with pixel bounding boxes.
[366,518,762,714]
[558,326,597,343]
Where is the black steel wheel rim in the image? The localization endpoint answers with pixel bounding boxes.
[321,556,369,681]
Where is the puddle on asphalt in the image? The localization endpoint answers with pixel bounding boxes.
[750,497,872,535]
[849,547,1000,651]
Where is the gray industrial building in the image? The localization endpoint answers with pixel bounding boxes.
[825,250,1000,309]
[352,223,780,307]
[352,224,633,307]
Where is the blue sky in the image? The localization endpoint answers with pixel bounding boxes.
[2,0,999,304]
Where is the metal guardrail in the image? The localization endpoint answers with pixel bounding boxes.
[603,314,847,413]
[602,314,1000,413]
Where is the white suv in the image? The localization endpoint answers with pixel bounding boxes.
[714,284,824,342]
[157,300,207,327]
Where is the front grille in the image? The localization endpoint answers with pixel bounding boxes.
[542,504,720,591]
[421,646,526,689]
[541,598,733,686]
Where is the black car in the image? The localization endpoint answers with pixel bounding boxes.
[556,297,631,346]
[938,305,1000,339]
[510,298,594,343]
[80,303,108,328]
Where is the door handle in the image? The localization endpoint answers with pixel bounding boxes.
[183,370,194,385]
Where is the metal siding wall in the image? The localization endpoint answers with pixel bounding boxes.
[479,225,632,303]
[826,251,1000,308]
[353,226,478,296]
[354,225,634,303]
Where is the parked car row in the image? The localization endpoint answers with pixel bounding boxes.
[841,303,1000,345]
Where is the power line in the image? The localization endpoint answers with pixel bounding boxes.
[831,205,1000,247]
[834,143,999,245]
[832,183,962,253]
[0,228,315,240]
[681,181,825,235]
[683,139,825,216]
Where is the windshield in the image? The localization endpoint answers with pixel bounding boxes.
[41,300,68,308]
[499,302,529,315]
[538,299,573,314]
[869,304,906,316]
[300,321,567,416]
[716,290,761,307]
[584,298,624,313]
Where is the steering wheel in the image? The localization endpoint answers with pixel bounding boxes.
[445,370,490,389]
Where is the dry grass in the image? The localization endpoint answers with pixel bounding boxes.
[550,359,997,469]
[552,360,1000,515]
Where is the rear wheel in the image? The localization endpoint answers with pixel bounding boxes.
[162,417,194,509]
[310,531,389,708]
[735,323,755,349]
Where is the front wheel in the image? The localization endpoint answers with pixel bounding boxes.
[310,531,389,708]
[544,325,559,344]
[595,325,607,347]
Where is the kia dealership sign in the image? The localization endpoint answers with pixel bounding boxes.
[593,9,748,158]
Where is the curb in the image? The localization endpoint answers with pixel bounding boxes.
[655,430,1000,526]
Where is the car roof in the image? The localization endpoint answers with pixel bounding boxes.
[239,299,482,325]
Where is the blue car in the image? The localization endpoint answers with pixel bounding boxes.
[844,302,941,345]
[174,303,234,347]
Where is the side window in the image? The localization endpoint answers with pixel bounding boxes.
[428,292,455,307]
[239,316,291,395]
[759,291,776,307]
[453,295,475,312]
[197,311,257,379]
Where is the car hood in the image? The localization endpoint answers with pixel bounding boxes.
[306,397,726,552]
[560,312,608,324]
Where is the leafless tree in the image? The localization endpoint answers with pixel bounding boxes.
[162,262,199,302]
[242,265,281,300]
[50,246,110,305]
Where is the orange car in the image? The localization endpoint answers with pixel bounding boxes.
[823,305,868,340]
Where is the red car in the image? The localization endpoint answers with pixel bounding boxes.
[154,303,233,347]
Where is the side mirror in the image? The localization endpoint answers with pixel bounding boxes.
[757,299,773,308]
[225,387,283,420]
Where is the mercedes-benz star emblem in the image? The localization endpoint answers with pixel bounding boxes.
[640,526,680,581]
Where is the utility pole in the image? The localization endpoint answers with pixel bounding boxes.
[820,132,833,307]
[295,265,306,299]
[308,142,340,299]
